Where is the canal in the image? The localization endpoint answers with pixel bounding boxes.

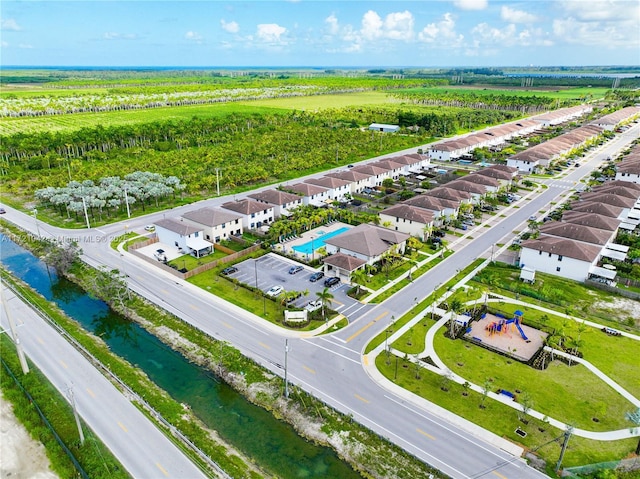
[0,234,362,479]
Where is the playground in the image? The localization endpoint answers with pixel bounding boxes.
[464,310,547,362]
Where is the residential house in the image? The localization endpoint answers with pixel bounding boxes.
[287,182,331,207]
[248,189,303,218]
[154,218,212,257]
[182,207,243,243]
[379,204,435,240]
[221,199,274,230]
[304,176,351,202]
[403,195,460,225]
[326,170,372,193]
[321,253,367,283]
[323,223,409,267]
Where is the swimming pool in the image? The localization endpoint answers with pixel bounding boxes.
[292,227,350,255]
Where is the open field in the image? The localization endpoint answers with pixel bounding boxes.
[237,90,397,110]
[0,103,286,135]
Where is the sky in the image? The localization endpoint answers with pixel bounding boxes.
[1,0,639,68]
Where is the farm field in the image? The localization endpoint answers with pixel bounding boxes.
[237,90,397,110]
[400,86,610,100]
[0,103,286,135]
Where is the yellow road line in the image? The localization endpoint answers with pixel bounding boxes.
[330,298,344,306]
[36,337,44,345]
[59,360,68,369]
[416,428,436,440]
[117,421,128,433]
[86,388,96,398]
[303,365,316,374]
[156,463,169,477]
[189,304,199,310]
[345,311,388,343]
[222,321,233,329]
[259,341,271,350]
[363,356,369,366]
[161,289,169,295]
[492,471,507,479]
[354,394,370,404]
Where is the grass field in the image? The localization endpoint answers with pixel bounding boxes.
[237,90,397,110]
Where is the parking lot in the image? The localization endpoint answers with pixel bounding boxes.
[226,253,361,314]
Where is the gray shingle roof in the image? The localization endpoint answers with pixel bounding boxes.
[521,235,601,262]
[182,207,242,227]
[539,222,613,245]
[324,223,409,257]
[248,189,302,205]
[155,218,202,236]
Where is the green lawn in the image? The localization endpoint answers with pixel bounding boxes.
[376,355,636,470]
[237,90,394,110]
[433,333,633,431]
[167,250,228,271]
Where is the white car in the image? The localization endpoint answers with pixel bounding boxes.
[305,300,322,312]
[144,225,155,231]
[266,285,284,297]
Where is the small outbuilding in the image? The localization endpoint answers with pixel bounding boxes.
[520,266,536,284]
[368,123,400,133]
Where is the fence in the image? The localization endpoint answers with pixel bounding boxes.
[585,279,640,301]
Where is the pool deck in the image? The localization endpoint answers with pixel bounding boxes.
[276,221,352,259]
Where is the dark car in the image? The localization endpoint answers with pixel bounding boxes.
[288,265,304,275]
[221,266,238,275]
[0,207,6,214]
[309,271,324,282]
[324,277,340,287]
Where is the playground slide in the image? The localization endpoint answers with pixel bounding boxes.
[515,322,528,341]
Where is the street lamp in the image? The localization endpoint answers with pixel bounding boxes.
[254,259,266,315]
[31,208,41,239]
[310,236,315,263]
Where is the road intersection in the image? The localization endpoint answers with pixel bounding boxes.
[3,124,639,478]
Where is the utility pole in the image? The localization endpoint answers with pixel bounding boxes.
[81,197,91,229]
[284,339,290,399]
[0,281,30,374]
[31,208,41,239]
[67,384,85,445]
[123,186,131,218]
[555,426,573,474]
[215,168,220,196]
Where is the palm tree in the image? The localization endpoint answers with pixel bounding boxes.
[350,268,367,296]
[448,298,464,338]
[316,287,334,324]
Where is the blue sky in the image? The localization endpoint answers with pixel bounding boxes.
[1,1,639,67]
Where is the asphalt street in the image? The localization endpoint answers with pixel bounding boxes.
[2,124,637,479]
[0,286,208,479]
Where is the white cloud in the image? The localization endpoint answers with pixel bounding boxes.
[185,31,203,43]
[552,0,639,48]
[325,14,339,35]
[256,23,287,45]
[501,6,538,23]
[18,43,33,49]
[360,10,414,41]
[221,19,239,33]
[471,22,552,47]
[1,41,8,47]
[418,13,464,46]
[555,0,638,22]
[453,0,488,11]
[103,32,137,40]
[1,18,21,31]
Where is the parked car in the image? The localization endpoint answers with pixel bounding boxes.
[285,292,302,304]
[529,215,537,221]
[305,300,322,312]
[266,285,284,297]
[288,265,304,275]
[153,249,166,261]
[144,224,155,231]
[324,277,340,287]
[221,266,238,275]
[0,207,6,214]
[309,271,324,282]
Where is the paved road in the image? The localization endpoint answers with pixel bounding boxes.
[3,124,638,479]
[0,286,208,479]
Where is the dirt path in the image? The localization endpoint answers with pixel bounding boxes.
[0,395,59,479]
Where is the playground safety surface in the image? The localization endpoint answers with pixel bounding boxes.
[464,313,548,361]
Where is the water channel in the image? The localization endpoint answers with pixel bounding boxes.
[0,234,362,479]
